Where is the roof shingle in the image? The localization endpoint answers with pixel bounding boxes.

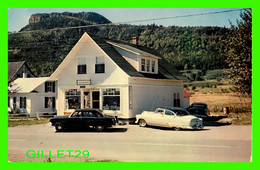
[88,33,187,81]
[8,61,26,81]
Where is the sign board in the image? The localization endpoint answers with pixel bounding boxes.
[76,80,91,85]
[129,86,133,110]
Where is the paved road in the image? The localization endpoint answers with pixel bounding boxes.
[8,123,251,162]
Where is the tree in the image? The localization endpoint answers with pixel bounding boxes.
[224,9,252,95]
[195,71,202,81]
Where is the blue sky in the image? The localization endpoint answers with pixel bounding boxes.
[8,8,244,32]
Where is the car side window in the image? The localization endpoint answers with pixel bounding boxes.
[165,110,174,116]
[175,111,182,116]
[82,111,96,117]
[89,112,96,117]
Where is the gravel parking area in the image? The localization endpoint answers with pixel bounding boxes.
[8,123,252,162]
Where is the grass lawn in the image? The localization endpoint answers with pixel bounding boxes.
[8,118,51,127]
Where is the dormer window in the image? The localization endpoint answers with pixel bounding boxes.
[140,58,158,74]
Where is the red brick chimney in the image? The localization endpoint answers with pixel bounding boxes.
[132,36,138,45]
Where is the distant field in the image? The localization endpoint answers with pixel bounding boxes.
[188,88,252,125]
[186,79,251,113]
[190,92,251,113]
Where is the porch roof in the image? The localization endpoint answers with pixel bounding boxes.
[8,77,49,93]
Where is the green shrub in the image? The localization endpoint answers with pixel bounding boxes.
[204,69,225,80]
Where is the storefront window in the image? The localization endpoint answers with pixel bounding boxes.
[65,89,81,109]
[102,88,120,110]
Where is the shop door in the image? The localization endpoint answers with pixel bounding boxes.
[84,92,91,109]
[92,91,100,109]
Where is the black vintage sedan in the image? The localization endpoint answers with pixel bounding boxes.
[50,109,117,132]
[186,103,210,118]
[186,103,227,121]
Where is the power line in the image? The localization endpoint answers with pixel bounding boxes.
[121,8,246,24]
[9,8,246,35]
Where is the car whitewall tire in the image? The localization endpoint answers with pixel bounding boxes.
[173,127,181,131]
[55,122,64,132]
[139,119,147,127]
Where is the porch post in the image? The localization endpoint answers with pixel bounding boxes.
[80,88,84,109]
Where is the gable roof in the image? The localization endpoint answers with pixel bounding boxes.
[8,61,36,82]
[87,33,187,81]
[8,61,25,81]
[50,32,187,81]
[8,77,49,93]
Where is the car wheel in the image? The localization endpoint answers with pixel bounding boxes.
[139,119,147,127]
[95,125,105,132]
[55,122,64,132]
[173,127,181,131]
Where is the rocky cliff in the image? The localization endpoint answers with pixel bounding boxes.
[29,14,50,24]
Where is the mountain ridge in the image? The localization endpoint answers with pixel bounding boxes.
[20,12,112,31]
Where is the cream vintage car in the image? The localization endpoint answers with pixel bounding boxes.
[135,108,203,130]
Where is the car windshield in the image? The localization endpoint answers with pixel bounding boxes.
[192,104,207,108]
[95,112,103,117]
[71,111,81,117]
[165,110,174,116]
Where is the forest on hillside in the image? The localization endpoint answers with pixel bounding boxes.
[8,12,233,77]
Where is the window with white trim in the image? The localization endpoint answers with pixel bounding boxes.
[20,97,26,109]
[95,56,105,73]
[45,81,55,93]
[146,59,150,72]
[45,97,55,109]
[151,60,156,73]
[141,58,146,71]
[140,58,157,73]
[77,58,87,74]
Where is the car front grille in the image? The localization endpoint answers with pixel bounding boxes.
[190,119,203,128]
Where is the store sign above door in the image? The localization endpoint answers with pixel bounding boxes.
[76,80,91,85]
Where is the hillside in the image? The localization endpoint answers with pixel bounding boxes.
[8,12,233,77]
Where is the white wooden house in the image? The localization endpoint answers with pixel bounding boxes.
[49,32,187,121]
[8,77,57,116]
